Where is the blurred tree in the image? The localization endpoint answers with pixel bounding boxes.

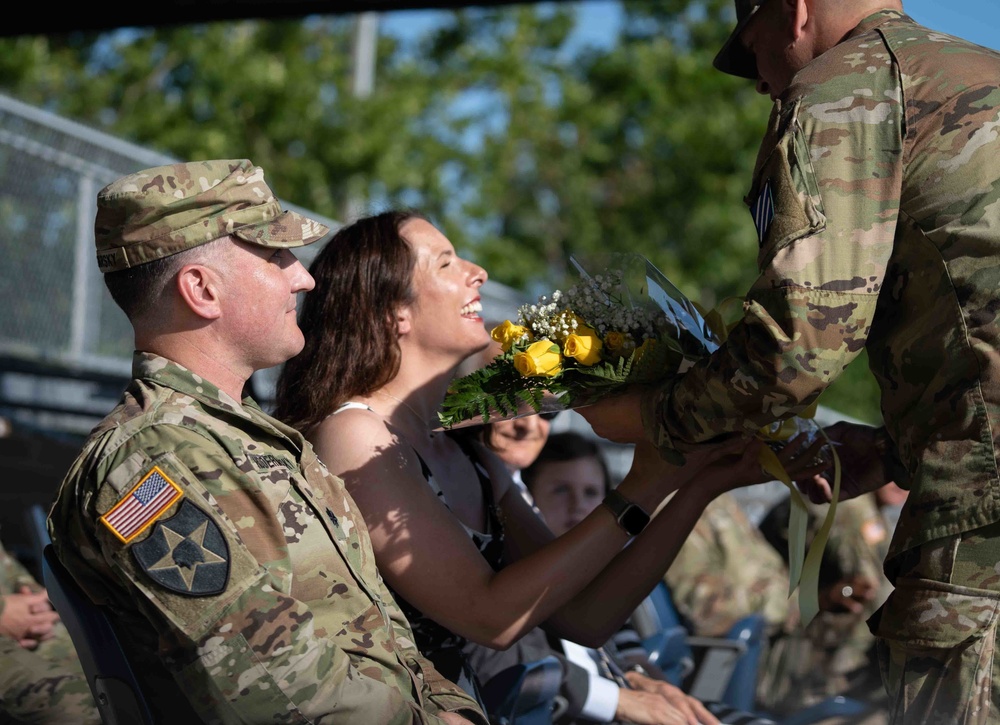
[0,1,881,423]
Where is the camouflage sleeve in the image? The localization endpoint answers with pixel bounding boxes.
[71,428,455,725]
[645,63,903,452]
[378,575,490,723]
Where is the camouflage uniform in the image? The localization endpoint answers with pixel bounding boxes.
[664,493,793,639]
[758,494,892,716]
[647,11,1000,722]
[0,541,99,724]
[49,352,487,724]
[664,492,886,714]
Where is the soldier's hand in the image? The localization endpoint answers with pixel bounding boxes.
[624,671,719,724]
[819,575,878,615]
[799,422,892,504]
[0,587,60,648]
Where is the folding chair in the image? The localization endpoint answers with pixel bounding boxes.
[632,582,872,724]
[42,544,155,725]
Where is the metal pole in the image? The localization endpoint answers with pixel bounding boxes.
[343,12,379,223]
[352,12,379,99]
[69,175,96,360]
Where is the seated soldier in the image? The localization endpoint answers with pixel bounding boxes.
[667,482,892,718]
[47,160,484,724]
[1,537,99,724]
[758,483,905,717]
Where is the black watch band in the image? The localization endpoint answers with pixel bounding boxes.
[602,489,650,537]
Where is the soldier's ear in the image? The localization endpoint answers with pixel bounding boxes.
[786,0,810,42]
[176,263,223,321]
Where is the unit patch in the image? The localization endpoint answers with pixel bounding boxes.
[132,499,230,597]
[100,466,184,543]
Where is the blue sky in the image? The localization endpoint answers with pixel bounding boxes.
[383,0,1000,53]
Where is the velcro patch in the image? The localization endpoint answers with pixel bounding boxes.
[131,499,230,597]
[100,466,183,543]
[751,179,775,246]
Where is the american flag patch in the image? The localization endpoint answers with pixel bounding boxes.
[751,180,775,246]
[100,467,183,543]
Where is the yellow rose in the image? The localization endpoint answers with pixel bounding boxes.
[491,320,531,352]
[563,328,603,366]
[603,330,634,357]
[513,340,563,378]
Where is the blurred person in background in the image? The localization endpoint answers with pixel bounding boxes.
[0,537,99,725]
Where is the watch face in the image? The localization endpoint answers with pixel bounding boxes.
[621,505,650,534]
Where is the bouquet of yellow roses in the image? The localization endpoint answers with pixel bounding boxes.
[440,253,841,625]
[439,253,717,428]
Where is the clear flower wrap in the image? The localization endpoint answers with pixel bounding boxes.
[439,253,840,625]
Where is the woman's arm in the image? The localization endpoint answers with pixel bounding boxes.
[313,409,822,649]
[312,409,678,649]
[500,434,827,646]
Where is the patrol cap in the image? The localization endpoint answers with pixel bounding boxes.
[94,159,330,274]
[713,0,763,79]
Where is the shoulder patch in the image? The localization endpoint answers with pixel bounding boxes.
[100,466,184,543]
[751,179,775,246]
[132,499,230,597]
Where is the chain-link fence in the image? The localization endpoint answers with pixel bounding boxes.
[0,92,529,438]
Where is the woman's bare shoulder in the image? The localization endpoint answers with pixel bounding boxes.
[308,405,397,470]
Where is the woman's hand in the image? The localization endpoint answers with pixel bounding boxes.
[687,431,832,502]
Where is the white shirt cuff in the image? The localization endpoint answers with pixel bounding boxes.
[580,673,620,722]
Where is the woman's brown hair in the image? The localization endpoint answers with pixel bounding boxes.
[273,210,424,432]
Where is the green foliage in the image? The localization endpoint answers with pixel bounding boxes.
[0,0,883,424]
[438,349,564,428]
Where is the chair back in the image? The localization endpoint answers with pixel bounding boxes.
[480,655,564,725]
[718,614,767,712]
[42,544,155,725]
[26,503,51,572]
[641,582,766,711]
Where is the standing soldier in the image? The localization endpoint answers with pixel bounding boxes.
[579,1,1000,721]
[48,159,486,724]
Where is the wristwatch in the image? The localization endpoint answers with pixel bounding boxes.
[601,490,650,537]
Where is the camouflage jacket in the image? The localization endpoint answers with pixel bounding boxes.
[0,540,40,618]
[664,493,793,637]
[645,10,1000,568]
[48,352,487,725]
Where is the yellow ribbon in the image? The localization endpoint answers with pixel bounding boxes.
[696,296,841,626]
[757,420,841,625]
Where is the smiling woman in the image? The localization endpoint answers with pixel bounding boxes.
[270,209,826,715]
